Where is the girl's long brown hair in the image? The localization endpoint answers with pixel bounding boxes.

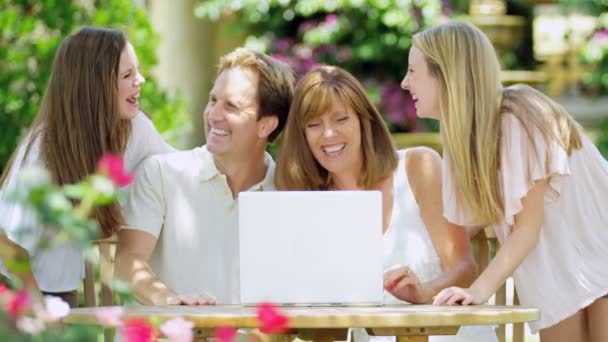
[1,27,132,237]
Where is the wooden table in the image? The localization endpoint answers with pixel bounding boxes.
[64,304,539,342]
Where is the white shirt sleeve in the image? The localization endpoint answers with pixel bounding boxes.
[122,155,166,238]
[124,112,176,173]
[0,135,44,253]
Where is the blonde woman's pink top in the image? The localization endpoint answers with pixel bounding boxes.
[443,113,608,333]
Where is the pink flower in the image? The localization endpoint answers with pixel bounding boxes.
[593,29,608,44]
[0,283,8,294]
[16,316,45,334]
[97,153,134,187]
[120,318,156,342]
[5,289,32,319]
[36,295,70,322]
[255,302,289,334]
[95,306,124,327]
[160,317,194,342]
[325,14,338,25]
[214,325,237,342]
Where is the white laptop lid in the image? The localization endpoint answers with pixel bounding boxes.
[238,191,383,306]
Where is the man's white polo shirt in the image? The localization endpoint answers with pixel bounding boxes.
[122,146,275,304]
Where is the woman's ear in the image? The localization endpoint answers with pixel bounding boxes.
[257,115,279,139]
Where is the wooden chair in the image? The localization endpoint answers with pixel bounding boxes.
[81,236,116,342]
[392,132,526,342]
[391,132,442,152]
[83,236,116,308]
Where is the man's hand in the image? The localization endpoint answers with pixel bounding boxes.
[383,265,432,304]
[165,293,217,306]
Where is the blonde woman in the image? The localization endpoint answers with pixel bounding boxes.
[402,22,608,341]
[275,65,497,341]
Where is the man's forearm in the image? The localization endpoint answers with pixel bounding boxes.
[114,252,175,305]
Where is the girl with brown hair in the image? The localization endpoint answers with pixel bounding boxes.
[0,26,174,306]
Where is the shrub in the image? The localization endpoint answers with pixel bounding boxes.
[0,0,189,172]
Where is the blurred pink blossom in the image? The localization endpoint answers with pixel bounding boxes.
[272,38,293,52]
[95,306,124,327]
[97,153,134,187]
[256,302,289,334]
[299,18,320,34]
[593,29,608,44]
[380,83,417,130]
[5,289,32,319]
[325,14,338,25]
[160,317,194,342]
[36,295,70,322]
[120,318,156,342]
[16,316,45,334]
[214,325,237,342]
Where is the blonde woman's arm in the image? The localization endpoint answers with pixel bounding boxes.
[384,147,476,304]
[433,179,545,305]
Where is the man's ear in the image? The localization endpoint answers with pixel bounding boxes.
[257,115,279,139]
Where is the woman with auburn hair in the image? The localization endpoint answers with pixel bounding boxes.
[0,26,174,306]
[275,65,497,341]
[405,22,608,341]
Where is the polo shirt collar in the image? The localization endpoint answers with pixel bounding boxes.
[197,146,220,182]
[197,145,275,190]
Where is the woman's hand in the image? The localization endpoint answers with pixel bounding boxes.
[432,286,485,305]
[383,265,431,304]
[165,293,216,306]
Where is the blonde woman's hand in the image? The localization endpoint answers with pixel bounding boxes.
[432,286,483,305]
[383,265,431,304]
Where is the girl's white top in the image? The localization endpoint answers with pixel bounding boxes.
[0,113,174,292]
[443,113,608,333]
[354,149,497,342]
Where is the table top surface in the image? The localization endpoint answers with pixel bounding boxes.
[64,304,540,328]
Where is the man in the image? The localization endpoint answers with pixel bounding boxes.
[114,48,295,305]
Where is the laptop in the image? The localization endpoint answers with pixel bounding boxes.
[238,191,384,306]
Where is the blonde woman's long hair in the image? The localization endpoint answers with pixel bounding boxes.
[413,22,582,225]
[275,65,397,190]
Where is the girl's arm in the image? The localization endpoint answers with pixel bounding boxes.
[433,179,546,305]
[384,147,476,303]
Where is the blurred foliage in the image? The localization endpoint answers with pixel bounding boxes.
[597,119,608,157]
[558,0,608,156]
[0,0,189,173]
[558,0,608,13]
[195,0,459,132]
[0,159,128,340]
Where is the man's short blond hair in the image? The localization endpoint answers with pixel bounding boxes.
[218,48,295,142]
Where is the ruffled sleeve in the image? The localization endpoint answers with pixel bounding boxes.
[443,113,571,228]
[500,113,570,226]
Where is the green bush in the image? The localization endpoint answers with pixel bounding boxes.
[195,0,454,133]
[0,0,189,173]
[557,0,608,157]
